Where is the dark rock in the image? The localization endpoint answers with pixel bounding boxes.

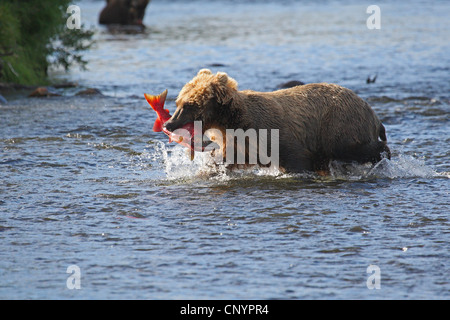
[208,63,227,67]
[75,88,103,96]
[28,87,60,98]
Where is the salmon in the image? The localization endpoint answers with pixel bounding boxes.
[144,90,205,156]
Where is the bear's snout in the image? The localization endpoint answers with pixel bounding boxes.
[163,119,183,132]
[164,115,193,132]
[164,106,198,132]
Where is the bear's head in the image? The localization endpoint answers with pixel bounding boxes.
[163,69,239,134]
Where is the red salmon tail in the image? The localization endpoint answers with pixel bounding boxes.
[144,89,168,112]
[145,89,169,132]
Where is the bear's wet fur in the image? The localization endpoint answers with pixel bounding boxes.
[164,69,390,173]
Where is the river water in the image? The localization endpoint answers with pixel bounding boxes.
[0,0,449,299]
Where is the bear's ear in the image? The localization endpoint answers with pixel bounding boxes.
[197,69,213,76]
[216,72,238,89]
[213,72,238,105]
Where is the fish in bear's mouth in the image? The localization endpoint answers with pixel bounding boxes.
[144,90,213,152]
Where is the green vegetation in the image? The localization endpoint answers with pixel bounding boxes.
[0,0,94,85]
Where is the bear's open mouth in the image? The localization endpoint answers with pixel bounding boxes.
[162,122,212,152]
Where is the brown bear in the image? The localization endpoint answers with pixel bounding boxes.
[163,69,390,173]
[99,0,150,27]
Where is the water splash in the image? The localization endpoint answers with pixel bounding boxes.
[148,143,220,180]
[329,153,442,180]
[144,142,287,181]
[145,142,445,182]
